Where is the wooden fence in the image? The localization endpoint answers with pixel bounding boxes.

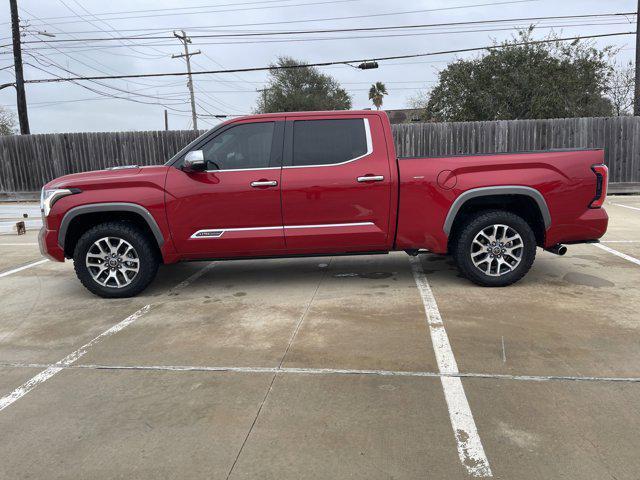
[1,116,639,197]
[393,116,640,189]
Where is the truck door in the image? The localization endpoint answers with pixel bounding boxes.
[280,114,392,252]
[165,119,285,257]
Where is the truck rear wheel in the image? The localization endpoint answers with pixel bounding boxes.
[452,210,536,287]
[73,222,159,298]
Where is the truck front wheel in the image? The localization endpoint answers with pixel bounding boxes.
[452,210,536,287]
[73,222,159,298]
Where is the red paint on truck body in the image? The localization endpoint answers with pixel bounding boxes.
[39,110,608,263]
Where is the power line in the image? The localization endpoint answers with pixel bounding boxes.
[23,56,191,109]
[16,0,371,27]
[24,50,183,102]
[16,0,543,35]
[22,31,637,85]
[10,12,634,46]
[1,79,440,108]
[61,0,171,62]
[0,0,322,25]
[11,20,633,52]
[25,62,192,113]
[19,6,170,88]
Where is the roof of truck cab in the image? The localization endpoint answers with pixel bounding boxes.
[230,110,388,121]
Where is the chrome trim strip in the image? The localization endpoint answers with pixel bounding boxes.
[285,222,374,229]
[190,222,375,239]
[283,118,373,169]
[205,166,280,173]
[201,118,373,173]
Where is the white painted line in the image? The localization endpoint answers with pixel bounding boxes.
[601,240,640,243]
[410,257,492,478]
[5,362,640,384]
[613,203,640,212]
[0,243,39,246]
[0,262,213,412]
[594,243,640,267]
[0,305,151,412]
[0,259,49,278]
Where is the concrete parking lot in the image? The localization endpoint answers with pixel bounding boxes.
[1,196,639,479]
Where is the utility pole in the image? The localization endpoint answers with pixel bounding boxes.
[172,30,200,131]
[635,0,640,116]
[9,0,30,134]
[164,109,169,131]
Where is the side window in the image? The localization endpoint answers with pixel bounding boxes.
[292,119,369,167]
[200,122,275,170]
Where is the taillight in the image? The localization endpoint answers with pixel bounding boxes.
[589,164,608,209]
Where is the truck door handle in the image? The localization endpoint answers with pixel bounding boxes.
[357,175,384,183]
[250,180,278,187]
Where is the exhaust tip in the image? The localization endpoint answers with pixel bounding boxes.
[545,244,567,256]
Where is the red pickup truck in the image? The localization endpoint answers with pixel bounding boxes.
[38,110,608,297]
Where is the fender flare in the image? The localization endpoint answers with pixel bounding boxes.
[443,186,552,236]
[58,202,165,248]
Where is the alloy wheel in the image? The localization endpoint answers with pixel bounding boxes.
[470,224,523,277]
[85,236,140,288]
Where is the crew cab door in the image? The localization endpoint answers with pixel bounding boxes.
[165,119,285,256]
[280,114,393,252]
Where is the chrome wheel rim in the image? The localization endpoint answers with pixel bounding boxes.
[86,237,140,288]
[470,224,523,277]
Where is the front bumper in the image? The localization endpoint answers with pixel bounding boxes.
[38,227,65,262]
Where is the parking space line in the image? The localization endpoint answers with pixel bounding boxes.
[601,240,640,243]
[0,305,151,412]
[4,362,640,384]
[0,259,49,278]
[612,203,640,212]
[0,243,39,246]
[410,257,493,478]
[0,262,214,413]
[593,244,640,267]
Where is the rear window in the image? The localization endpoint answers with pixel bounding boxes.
[292,118,369,167]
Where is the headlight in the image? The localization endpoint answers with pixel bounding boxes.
[40,188,77,217]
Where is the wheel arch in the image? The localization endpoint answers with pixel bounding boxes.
[59,203,164,258]
[444,187,551,249]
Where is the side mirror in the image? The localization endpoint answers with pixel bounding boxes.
[183,150,206,172]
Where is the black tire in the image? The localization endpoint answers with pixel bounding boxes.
[452,210,536,287]
[73,222,159,298]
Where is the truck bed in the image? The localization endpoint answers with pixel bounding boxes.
[395,149,608,253]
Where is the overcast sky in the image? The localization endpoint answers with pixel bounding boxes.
[0,0,637,133]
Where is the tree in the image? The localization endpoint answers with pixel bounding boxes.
[422,28,615,122]
[256,57,351,113]
[0,106,16,135]
[368,82,388,110]
[608,62,635,116]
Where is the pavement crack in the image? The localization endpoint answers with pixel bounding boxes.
[224,257,332,480]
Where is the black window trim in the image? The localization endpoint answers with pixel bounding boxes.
[283,117,373,169]
[168,119,285,172]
